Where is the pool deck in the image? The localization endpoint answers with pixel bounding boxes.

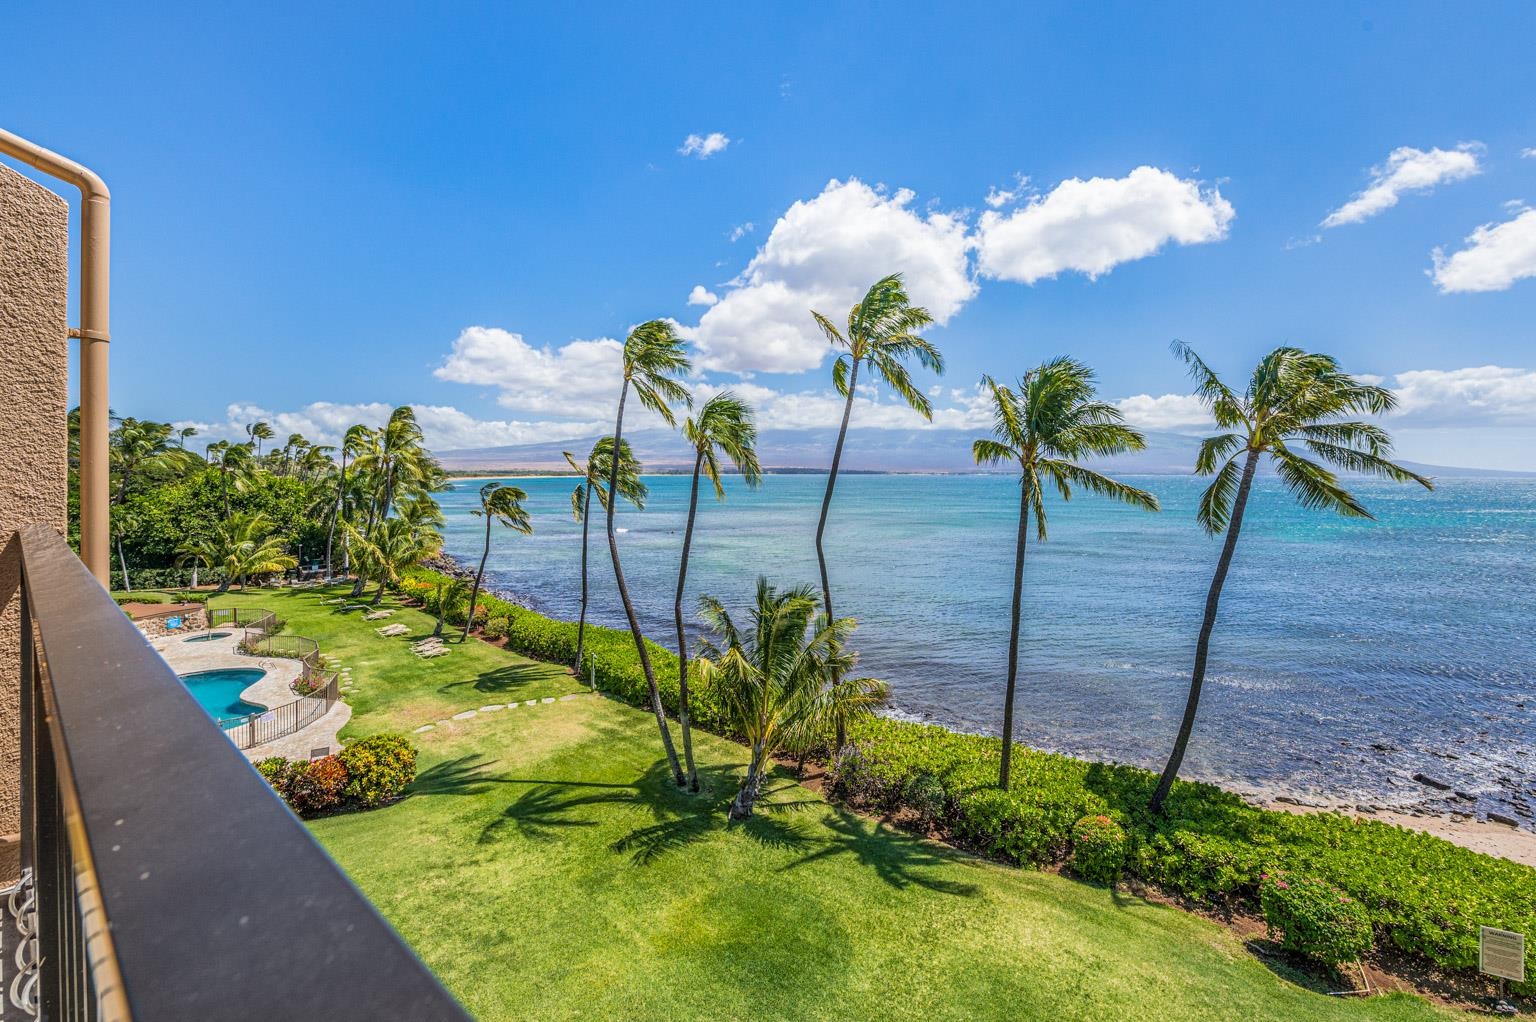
[149,630,350,762]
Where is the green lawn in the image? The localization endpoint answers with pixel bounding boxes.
[208,584,584,736]
[228,587,1467,1020]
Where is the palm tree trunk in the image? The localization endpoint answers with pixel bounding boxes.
[999,476,1030,789]
[432,582,446,638]
[674,451,705,792]
[464,514,492,642]
[325,455,346,579]
[372,575,387,605]
[1150,448,1261,813]
[608,382,685,786]
[730,743,765,820]
[117,533,131,592]
[575,479,593,670]
[815,360,859,753]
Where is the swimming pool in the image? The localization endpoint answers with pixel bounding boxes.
[178,668,266,727]
[182,631,233,643]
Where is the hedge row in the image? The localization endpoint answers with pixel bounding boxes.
[396,566,1536,987]
[832,716,1536,989]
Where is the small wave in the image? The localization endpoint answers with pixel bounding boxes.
[615,527,629,534]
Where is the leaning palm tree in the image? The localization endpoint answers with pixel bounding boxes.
[463,483,532,641]
[607,319,692,787]
[563,437,647,671]
[695,578,885,819]
[1148,342,1434,813]
[345,516,440,605]
[673,393,763,791]
[972,360,1160,790]
[177,512,296,591]
[205,440,254,520]
[810,273,943,750]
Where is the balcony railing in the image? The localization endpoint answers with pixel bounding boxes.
[3,526,469,1020]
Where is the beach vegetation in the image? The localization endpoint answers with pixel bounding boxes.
[463,482,532,642]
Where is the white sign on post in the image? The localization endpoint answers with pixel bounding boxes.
[1479,926,1526,983]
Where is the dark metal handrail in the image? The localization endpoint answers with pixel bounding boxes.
[11,526,468,1020]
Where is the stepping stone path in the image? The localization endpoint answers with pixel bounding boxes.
[414,724,434,733]
[451,710,478,720]
[541,698,556,704]
[479,704,507,712]
[411,691,597,732]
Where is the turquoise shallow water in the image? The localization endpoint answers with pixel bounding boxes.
[439,473,1536,818]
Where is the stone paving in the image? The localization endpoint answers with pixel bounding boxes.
[411,690,597,734]
[149,629,350,762]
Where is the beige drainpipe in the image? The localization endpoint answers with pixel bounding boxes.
[0,128,111,585]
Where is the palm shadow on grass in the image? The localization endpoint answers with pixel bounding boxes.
[436,662,553,696]
[475,759,820,864]
[409,755,518,798]
[781,808,981,897]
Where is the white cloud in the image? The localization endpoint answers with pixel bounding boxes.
[1521,148,1536,159]
[432,326,623,418]
[177,401,602,454]
[687,285,719,307]
[1384,365,1536,425]
[689,178,977,374]
[1430,208,1536,293]
[984,175,1029,208]
[1113,393,1215,432]
[1321,144,1482,228]
[678,132,731,159]
[974,167,1234,284]
[728,222,754,242]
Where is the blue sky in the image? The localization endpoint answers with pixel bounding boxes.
[7,1,1536,468]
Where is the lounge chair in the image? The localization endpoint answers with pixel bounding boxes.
[363,609,394,621]
[376,623,410,637]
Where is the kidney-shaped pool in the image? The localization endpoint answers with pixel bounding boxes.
[178,668,267,727]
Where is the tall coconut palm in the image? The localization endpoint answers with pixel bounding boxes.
[245,420,274,457]
[563,437,647,671]
[463,483,532,641]
[673,393,762,791]
[328,424,374,580]
[972,360,1161,789]
[109,417,199,588]
[607,319,692,787]
[696,578,886,819]
[1148,343,1434,813]
[176,425,198,449]
[205,440,254,520]
[810,273,943,750]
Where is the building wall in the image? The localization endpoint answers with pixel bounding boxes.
[0,163,70,882]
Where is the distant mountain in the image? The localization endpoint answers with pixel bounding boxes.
[435,428,1521,478]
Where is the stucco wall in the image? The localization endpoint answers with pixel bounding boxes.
[0,163,70,882]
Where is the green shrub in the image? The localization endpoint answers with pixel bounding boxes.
[284,756,349,816]
[482,615,510,641]
[256,756,296,799]
[339,733,418,807]
[902,773,948,829]
[954,789,1060,865]
[1070,814,1127,884]
[1260,873,1373,967]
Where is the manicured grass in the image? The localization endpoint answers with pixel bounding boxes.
[229,585,1467,1019]
[207,585,584,736]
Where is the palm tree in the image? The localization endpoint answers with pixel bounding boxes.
[810,273,943,750]
[109,417,199,588]
[607,319,692,787]
[695,578,886,819]
[176,426,198,449]
[563,437,647,671]
[674,393,762,791]
[433,576,471,639]
[463,483,532,642]
[1148,343,1434,813]
[245,420,274,457]
[328,424,374,579]
[346,516,440,605]
[176,512,296,591]
[206,440,254,520]
[972,360,1160,789]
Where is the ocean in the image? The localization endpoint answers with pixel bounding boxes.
[437,472,1536,820]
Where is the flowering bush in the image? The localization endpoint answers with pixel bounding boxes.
[284,756,350,816]
[1260,873,1373,967]
[1070,814,1127,884]
[482,615,510,641]
[339,732,418,807]
[256,756,296,798]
